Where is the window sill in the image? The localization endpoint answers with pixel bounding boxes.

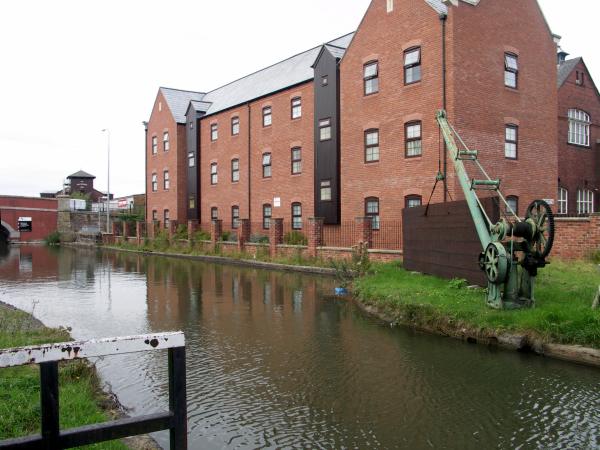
[505,157,518,161]
[567,143,591,149]
[364,91,380,98]
[404,80,422,89]
[262,177,272,182]
[291,116,302,121]
[405,155,423,159]
[364,160,380,165]
[504,86,519,93]
[291,173,302,177]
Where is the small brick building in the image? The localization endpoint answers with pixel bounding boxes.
[144,0,596,250]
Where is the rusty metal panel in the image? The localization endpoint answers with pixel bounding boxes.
[402,197,499,286]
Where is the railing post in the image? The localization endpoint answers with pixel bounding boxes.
[270,218,284,258]
[211,220,222,250]
[238,219,250,252]
[168,220,178,240]
[168,347,188,450]
[136,221,142,246]
[356,216,373,249]
[308,217,324,258]
[40,361,60,449]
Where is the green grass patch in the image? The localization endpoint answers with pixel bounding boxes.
[0,306,127,449]
[353,260,600,349]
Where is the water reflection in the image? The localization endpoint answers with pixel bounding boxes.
[0,246,599,449]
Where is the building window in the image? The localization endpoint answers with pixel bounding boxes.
[211,207,218,220]
[291,97,302,119]
[263,106,272,127]
[291,147,302,174]
[164,210,170,228]
[232,206,240,229]
[189,121,194,129]
[152,210,158,221]
[322,76,329,86]
[163,170,170,190]
[151,173,157,192]
[231,116,240,135]
[291,203,302,230]
[163,132,170,151]
[263,204,272,229]
[405,121,422,157]
[189,195,196,210]
[319,118,332,141]
[576,71,585,86]
[365,197,380,230]
[210,163,218,185]
[231,159,240,182]
[504,53,518,88]
[262,153,272,178]
[404,47,421,84]
[577,189,594,215]
[320,180,332,201]
[387,0,394,12]
[152,136,158,154]
[506,196,519,216]
[568,109,591,146]
[505,125,518,159]
[365,129,380,162]
[188,152,195,167]
[558,187,568,215]
[211,123,218,141]
[405,195,422,208]
[364,61,379,95]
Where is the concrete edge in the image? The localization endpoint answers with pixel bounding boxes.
[353,300,600,369]
[99,245,337,276]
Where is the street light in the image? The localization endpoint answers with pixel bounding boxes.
[102,129,111,233]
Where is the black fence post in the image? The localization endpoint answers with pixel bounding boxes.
[168,346,187,449]
[40,361,59,449]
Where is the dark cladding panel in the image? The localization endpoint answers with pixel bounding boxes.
[402,198,500,286]
[313,48,340,224]
[186,105,202,221]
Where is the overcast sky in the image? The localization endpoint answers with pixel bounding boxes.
[0,0,597,198]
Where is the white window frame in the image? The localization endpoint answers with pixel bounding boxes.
[211,123,218,141]
[577,189,594,215]
[210,163,218,185]
[558,187,568,215]
[163,132,170,151]
[568,109,591,147]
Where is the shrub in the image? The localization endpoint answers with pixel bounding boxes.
[44,231,61,246]
[174,224,188,240]
[448,278,468,289]
[193,230,211,242]
[220,231,238,242]
[588,250,600,264]
[284,231,308,246]
[250,234,269,244]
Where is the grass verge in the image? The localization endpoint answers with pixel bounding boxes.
[353,260,600,349]
[0,304,127,449]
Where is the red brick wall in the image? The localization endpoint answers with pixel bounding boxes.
[200,82,315,234]
[340,0,557,223]
[0,196,58,242]
[558,60,600,215]
[552,215,600,260]
[146,91,188,225]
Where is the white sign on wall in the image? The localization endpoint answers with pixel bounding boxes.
[274,197,281,208]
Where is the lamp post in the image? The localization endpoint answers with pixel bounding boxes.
[102,129,111,233]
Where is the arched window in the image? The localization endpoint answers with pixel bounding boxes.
[577,189,594,215]
[365,197,380,230]
[568,109,591,146]
[558,188,568,215]
[405,195,422,209]
[211,207,218,221]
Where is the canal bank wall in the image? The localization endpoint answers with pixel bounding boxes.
[97,243,600,370]
[0,300,160,449]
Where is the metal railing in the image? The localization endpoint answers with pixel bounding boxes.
[0,332,187,449]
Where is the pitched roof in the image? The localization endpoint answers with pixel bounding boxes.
[557,57,581,87]
[199,33,354,117]
[159,87,206,123]
[67,170,95,179]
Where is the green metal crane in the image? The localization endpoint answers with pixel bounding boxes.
[436,110,555,309]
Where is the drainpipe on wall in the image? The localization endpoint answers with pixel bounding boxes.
[247,103,252,223]
[440,12,448,202]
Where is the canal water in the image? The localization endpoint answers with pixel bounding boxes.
[0,246,598,449]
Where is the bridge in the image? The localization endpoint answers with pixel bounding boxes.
[0,196,58,244]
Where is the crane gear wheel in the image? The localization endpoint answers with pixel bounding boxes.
[482,242,508,284]
[525,200,555,259]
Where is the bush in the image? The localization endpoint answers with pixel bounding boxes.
[192,230,211,242]
[250,234,269,244]
[220,231,238,242]
[283,231,308,246]
[174,224,188,240]
[588,250,600,264]
[44,231,61,246]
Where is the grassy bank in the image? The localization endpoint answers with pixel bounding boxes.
[0,304,127,449]
[353,260,600,349]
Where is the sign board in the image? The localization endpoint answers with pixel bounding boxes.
[18,217,32,232]
[274,197,281,208]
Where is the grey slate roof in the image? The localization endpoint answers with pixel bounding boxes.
[160,87,206,123]
[199,32,354,117]
[68,170,95,179]
[557,58,581,87]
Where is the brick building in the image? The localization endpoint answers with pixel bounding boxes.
[144,0,593,247]
[556,56,600,215]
